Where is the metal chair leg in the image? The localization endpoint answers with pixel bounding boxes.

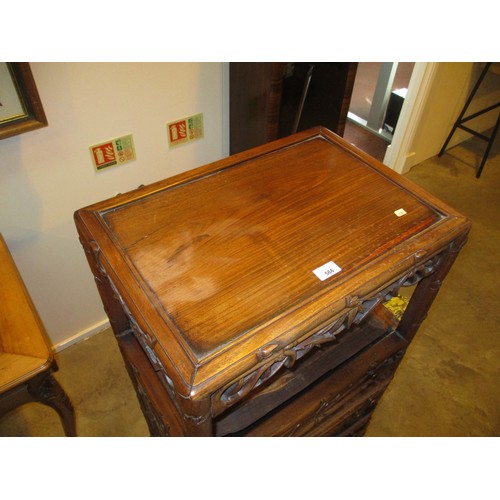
[476,113,500,178]
[438,63,499,177]
[439,63,492,157]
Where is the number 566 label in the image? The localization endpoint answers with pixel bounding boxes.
[313,261,342,281]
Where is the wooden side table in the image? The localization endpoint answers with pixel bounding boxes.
[75,127,470,436]
[0,234,76,437]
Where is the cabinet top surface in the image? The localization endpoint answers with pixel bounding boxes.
[75,128,470,394]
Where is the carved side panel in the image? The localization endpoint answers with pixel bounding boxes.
[79,237,130,334]
[398,237,467,343]
[215,254,444,414]
[127,361,171,437]
[79,236,186,435]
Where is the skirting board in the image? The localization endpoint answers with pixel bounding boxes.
[53,318,111,353]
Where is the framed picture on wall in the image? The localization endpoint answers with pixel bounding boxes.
[0,62,47,140]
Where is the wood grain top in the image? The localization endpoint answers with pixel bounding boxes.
[75,127,470,397]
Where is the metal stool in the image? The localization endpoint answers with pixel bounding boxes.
[439,62,500,178]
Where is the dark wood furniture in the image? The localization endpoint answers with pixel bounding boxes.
[230,63,357,154]
[229,63,285,155]
[0,234,76,436]
[75,127,470,436]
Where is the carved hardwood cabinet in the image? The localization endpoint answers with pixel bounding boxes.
[74,127,470,436]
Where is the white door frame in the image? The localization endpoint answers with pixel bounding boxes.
[367,62,398,132]
[383,62,439,174]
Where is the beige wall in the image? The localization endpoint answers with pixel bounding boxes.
[0,63,225,349]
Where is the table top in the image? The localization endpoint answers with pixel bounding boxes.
[75,127,470,398]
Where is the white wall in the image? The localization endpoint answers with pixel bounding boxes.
[0,62,226,350]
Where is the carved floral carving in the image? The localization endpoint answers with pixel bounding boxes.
[218,254,442,409]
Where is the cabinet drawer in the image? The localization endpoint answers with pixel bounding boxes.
[214,306,403,436]
[232,329,407,437]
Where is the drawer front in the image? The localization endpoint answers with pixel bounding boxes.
[214,305,398,435]
[236,330,407,437]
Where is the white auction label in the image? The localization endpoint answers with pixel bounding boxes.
[394,208,407,217]
[313,261,342,281]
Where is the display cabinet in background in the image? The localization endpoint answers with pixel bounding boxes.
[229,63,357,154]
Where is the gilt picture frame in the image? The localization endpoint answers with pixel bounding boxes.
[0,62,47,140]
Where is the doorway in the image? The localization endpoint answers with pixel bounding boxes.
[344,63,415,161]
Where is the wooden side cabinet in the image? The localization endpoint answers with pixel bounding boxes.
[75,127,470,436]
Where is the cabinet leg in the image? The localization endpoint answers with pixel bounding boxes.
[398,234,468,343]
[180,397,213,436]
